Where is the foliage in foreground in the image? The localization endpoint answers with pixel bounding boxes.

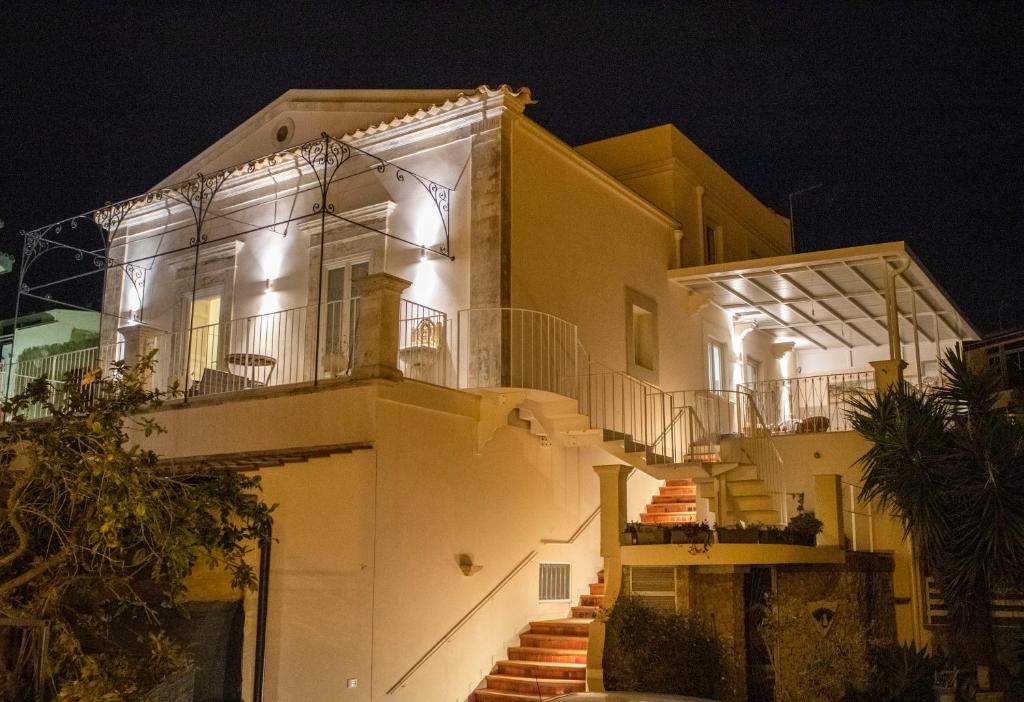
[848,347,1024,677]
[0,354,274,700]
[602,595,722,698]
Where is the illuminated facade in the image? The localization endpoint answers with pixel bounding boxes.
[4,86,977,701]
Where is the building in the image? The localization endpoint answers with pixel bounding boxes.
[6,86,977,701]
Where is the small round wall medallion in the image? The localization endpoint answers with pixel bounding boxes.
[814,451,822,458]
[273,118,295,146]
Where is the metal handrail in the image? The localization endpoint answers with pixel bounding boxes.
[385,550,538,696]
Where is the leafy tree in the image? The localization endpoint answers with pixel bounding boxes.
[848,347,1024,680]
[0,353,274,700]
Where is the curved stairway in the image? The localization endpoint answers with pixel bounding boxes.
[473,571,604,701]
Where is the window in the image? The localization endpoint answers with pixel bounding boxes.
[743,357,761,386]
[632,306,656,371]
[188,295,222,378]
[625,289,658,383]
[706,339,726,393]
[704,223,718,264]
[323,258,370,376]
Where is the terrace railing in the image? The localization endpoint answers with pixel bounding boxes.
[742,370,875,434]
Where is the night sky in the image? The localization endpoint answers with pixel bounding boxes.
[2,2,1022,333]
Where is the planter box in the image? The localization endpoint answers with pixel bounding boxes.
[144,668,195,702]
[716,527,760,544]
[670,529,710,545]
[788,532,817,547]
[758,529,790,545]
[622,528,669,545]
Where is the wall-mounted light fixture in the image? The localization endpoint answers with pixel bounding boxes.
[265,278,273,293]
[457,553,482,576]
[419,246,427,262]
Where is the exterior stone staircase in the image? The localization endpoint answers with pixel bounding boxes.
[473,571,604,701]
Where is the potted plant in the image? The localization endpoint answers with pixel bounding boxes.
[758,524,790,544]
[786,511,823,546]
[669,521,712,545]
[716,522,760,543]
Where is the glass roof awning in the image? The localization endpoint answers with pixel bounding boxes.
[668,242,978,351]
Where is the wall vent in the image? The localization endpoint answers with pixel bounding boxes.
[539,563,571,601]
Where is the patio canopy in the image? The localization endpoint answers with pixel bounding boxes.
[668,242,977,351]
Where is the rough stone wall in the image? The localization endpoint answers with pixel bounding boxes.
[771,553,897,701]
[690,568,747,702]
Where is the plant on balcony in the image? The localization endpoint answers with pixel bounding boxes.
[0,352,274,701]
[849,347,1024,687]
[603,596,723,699]
[668,521,713,554]
[622,522,668,545]
[715,522,760,543]
[785,494,824,546]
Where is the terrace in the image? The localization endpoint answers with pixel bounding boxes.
[670,242,977,434]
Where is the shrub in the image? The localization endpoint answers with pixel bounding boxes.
[603,596,723,698]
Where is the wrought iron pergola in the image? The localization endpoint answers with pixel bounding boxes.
[9,131,457,395]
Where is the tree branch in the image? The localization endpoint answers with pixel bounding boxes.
[0,550,68,598]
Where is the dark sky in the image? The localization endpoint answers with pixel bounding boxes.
[2,1,1022,333]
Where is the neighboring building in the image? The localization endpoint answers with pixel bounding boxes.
[6,86,978,701]
[0,309,101,404]
[966,327,1024,410]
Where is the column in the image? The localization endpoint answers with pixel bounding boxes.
[350,273,411,382]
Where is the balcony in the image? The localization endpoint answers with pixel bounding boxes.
[741,370,876,434]
[1,289,453,418]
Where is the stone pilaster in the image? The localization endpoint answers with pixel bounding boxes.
[351,273,411,382]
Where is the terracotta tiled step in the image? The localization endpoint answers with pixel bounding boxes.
[579,593,602,607]
[571,605,600,618]
[528,619,592,637]
[653,494,695,504]
[493,660,586,680]
[645,502,695,514]
[588,582,605,595]
[518,633,589,650]
[485,674,586,695]
[655,489,696,501]
[665,479,694,487]
[507,646,587,663]
[475,689,563,702]
[640,512,697,524]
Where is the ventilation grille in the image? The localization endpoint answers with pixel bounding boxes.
[628,566,677,612]
[539,563,571,601]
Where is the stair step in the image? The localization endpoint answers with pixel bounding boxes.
[588,582,605,595]
[645,502,696,514]
[571,605,600,619]
[733,494,776,512]
[727,478,770,497]
[519,633,589,650]
[475,688,566,702]
[494,660,586,680]
[579,593,603,607]
[528,619,592,636]
[659,486,696,497]
[665,479,695,487]
[652,494,696,504]
[507,646,588,663]
[484,674,586,695]
[640,513,697,525]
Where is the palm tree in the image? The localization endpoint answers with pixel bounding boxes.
[848,347,1024,680]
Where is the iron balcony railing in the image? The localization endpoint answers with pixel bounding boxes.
[741,370,876,434]
[1,297,453,416]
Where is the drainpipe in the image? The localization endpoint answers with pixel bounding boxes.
[694,186,706,264]
[885,256,911,363]
[252,523,272,702]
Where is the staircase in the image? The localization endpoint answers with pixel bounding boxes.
[473,571,604,701]
[639,479,698,525]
